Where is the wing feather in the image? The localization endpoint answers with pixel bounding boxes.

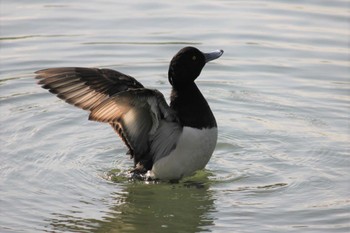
[36,67,144,110]
[36,67,180,168]
[88,89,178,164]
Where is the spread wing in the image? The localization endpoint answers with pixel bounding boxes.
[35,67,179,167]
[35,67,144,110]
[89,88,180,165]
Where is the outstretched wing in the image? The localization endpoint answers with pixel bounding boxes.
[35,67,144,110]
[89,88,179,165]
[35,67,179,167]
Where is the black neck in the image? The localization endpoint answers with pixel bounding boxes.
[170,83,216,129]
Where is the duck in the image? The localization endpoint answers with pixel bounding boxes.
[35,46,224,181]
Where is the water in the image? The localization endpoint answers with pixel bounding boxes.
[1,0,349,232]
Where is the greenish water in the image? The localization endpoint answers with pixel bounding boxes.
[1,1,349,232]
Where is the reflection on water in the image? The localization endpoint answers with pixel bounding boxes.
[49,174,215,233]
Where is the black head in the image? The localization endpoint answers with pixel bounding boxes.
[168,47,223,87]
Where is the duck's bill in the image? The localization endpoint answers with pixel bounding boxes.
[204,49,224,63]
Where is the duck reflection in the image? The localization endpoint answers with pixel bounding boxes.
[49,173,216,233]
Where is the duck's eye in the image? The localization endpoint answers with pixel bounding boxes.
[192,56,197,61]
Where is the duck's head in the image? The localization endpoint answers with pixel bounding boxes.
[168,47,224,87]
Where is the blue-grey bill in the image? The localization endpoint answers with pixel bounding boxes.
[204,49,224,63]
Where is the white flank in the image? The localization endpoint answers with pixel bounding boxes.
[150,127,218,180]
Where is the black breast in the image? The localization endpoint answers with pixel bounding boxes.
[170,83,216,129]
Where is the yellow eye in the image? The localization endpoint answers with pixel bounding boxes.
[192,56,197,60]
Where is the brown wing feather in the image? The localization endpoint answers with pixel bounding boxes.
[35,67,178,168]
[35,67,143,110]
[88,89,177,165]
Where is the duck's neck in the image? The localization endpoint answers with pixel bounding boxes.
[170,82,217,129]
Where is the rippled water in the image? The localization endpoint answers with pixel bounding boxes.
[1,1,349,232]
